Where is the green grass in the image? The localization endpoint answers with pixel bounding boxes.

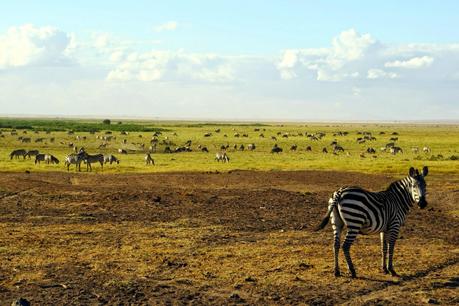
[1,119,458,175]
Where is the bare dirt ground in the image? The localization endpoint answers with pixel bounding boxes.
[0,171,458,305]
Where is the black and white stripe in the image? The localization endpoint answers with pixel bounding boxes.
[315,166,428,278]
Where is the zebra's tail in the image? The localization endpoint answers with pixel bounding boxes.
[314,189,342,231]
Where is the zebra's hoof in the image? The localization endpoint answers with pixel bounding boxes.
[390,270,400,277]
[382,268,389,274]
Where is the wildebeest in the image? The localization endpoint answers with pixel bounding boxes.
[21,137,31,143]
[271,145,283,153]
[322,147,328,154]
[215,151,230,162]
[290,144,298,151]
[333,146,345,153]
[366,147,376,154]
[390,137,398,142]
[201,147,209,153]
[305,146,312,152]
[45,154,59,164]
[84,153,104,171]
[145,153,155,165]
[238,144,245,151]
[204,132,212,137]
[25,150,39,159]
[10,149,27,159]
[104,154,120,164]
[34,153,46,164]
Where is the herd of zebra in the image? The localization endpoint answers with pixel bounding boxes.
[9,148,155,171]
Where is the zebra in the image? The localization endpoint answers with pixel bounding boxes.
[390,146,403,155]
[315,166,428,278]
[64,149,86,171]
[10,149,27,159]
[215,152,229,163]
[84,153,104,171]
[145,153,155,165]
[104,154,120,165]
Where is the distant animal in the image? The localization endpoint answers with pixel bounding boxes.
[366,147,376,154]
[390,137,399,142]
[271,145,283,154]
[10,149,27,159]
[25,150,39,159]
[201,147,209,153]
[21,137,31,143]
[64,149,86,171]
[204,132,212,137]
[305,146,312,152]
[248,143,256,151]
[215,151,230,162]
[322,147,328,154]
[34,153,46,164]
[290,144,298,151]
[84,153,104,171]
[315,166,429,278]
[271,136,277,141]
[45,154,59,164]
[333,146,344,153]
[390,146,403,155]
[423,146,431,153]
[145,153,155,165]
[118,149,128,154]
[104,154,120,164]
[411,147,419,154]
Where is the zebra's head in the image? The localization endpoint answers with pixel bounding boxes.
[409,166,428,209]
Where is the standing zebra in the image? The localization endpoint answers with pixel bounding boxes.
[64,149,86,171]
[315,166,428,278]
[145,153,155,165]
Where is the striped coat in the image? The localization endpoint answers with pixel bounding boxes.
[315,167,428,278]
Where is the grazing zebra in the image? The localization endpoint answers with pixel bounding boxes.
[25,150,39,159]
[104,154,120,164]
[315,166,428,278]
[84,153,104,171]
[145,153,155,165]
[64,149,86,171]
[45,154,59,164]
[10,149,27,159]
[215,152,230,163]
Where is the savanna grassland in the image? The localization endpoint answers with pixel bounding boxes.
[0,118,458,305]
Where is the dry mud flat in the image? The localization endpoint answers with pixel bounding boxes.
[0,171,458,305]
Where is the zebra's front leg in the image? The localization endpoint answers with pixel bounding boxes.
[380,232,389,274]
[342,229,359,278]
[387,229,400,277]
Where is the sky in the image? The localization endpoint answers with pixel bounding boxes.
[0,1,458,121]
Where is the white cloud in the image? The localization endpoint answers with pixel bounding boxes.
[107,51,237,82]
[384,56,434,69]
[0,24,71,68]
[278,29,379,81]
[153,21,178,32]
[367,68,398,79]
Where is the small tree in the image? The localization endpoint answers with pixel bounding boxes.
[102,119,111,125]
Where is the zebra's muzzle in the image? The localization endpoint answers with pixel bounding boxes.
[418,197,427,209]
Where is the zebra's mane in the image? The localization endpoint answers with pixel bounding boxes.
[386,176,411,192]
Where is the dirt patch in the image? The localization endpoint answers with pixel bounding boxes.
[0,171,457,305]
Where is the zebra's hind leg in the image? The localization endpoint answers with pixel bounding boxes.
[387,228,400,277]
[331,208,343,277]
[380,232,389,274]
[342,228,359,278]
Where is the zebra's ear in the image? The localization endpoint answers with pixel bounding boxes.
[422,166,429,177]
[409,167,416,177]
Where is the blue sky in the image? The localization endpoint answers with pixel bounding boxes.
[0,1,458,120]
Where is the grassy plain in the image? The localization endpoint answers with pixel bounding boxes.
[0,118,458,175]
